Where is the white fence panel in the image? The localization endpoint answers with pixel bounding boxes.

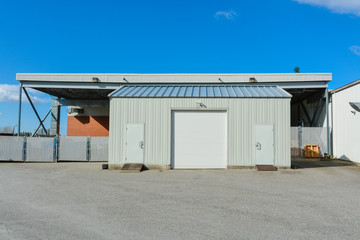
[290,127,300,157]
[290,127,328,157]
[302,127,328,157]
[59,136,88,161]
[0,136,24,161]
[26,137,54,162]
[90,137,108,162]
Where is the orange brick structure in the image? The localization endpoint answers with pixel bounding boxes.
[67,116,109,136]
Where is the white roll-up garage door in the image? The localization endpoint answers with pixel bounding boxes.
[172,111,227,169]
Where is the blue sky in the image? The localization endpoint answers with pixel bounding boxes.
[1,0,360,134]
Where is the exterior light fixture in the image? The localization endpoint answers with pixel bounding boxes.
[249,77,256,83]
[196,100,206,108]
[349,102,360,113]
[349,102,360,112]
[92,77,99,83]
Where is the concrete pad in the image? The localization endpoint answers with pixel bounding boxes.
[1,162,360,240]
[292,157,357,169]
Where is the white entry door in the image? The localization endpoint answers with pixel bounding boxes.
[172,111,227,169]
[255,125,274,165]
[125,124,144,163]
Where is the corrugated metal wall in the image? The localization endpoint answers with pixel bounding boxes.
[109,98,291,167]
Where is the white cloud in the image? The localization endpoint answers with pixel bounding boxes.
[0,84,50,104]
[294,0,360,16]
[349,45,360,55]
[215,10,237,20]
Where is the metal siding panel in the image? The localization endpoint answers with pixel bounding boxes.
[0,136,25,161]
[90,137,108,162]
[26,137,54,162]
[59,136,88,161]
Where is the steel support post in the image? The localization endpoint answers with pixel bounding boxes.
[50,99,61,135]
[17,83,23,135]
[325,87,330,156]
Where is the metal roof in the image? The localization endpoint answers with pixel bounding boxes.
[109,85,292,98]
[331,79,360,94]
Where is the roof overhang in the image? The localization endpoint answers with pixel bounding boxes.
[17,73,330,100]
[17,73,332,83]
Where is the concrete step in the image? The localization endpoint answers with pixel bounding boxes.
[121,163,144,173]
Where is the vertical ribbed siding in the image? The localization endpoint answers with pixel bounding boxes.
[108,98,291,167]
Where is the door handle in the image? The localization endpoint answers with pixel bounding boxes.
[139,141,144,149]
[256,142,261,150]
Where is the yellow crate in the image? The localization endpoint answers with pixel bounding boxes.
[304,144,319,158]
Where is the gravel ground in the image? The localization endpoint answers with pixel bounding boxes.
[0,162,360,240]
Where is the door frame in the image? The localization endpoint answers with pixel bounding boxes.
[170,109,228,169]
[254,124,275,165]
[125,123,145,164]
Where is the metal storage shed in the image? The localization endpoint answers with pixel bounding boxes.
[108,85,292,169]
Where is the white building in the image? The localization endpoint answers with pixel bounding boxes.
[108,85,291,169]
[331,80,360,163]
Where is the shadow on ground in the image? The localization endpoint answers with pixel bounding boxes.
[291,157,358,169]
